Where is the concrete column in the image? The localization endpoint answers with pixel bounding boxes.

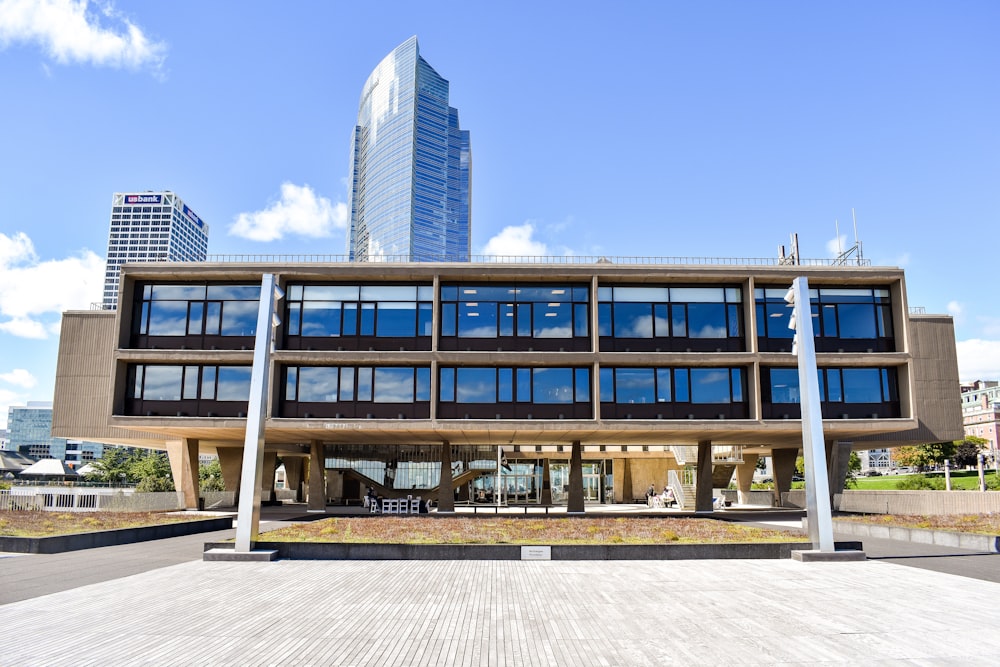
[620,457,631,504]
[695,440,713,512]
[827,441,853,507]
[166,438,200,510]
[772,447,799,507]
[567,441,584,513]
[217,447,243,494]
[541,458,552,504]
[735,453,760,505]
[308,441,325,511]
[437,441,454,512]
[284,457,304,502]
[261,452,278,502]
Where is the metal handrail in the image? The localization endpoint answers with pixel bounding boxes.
[197,254,873,267]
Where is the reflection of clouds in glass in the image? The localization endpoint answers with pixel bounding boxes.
[614,369,654,403]
[221,301,259,336]
[690,369,730,404]
[217,368,252,401]
[298,368,339,401]
[147,302,189,335]
[534,325,572,338]
[691,324,727,338]
[374,369,415,403]
[458,324,498,338]
[533,369,573,403]
[143,366,182,400]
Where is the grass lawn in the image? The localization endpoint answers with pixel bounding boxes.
[786,470,999,491]
[0,511,210,538]
[261,517,810,545]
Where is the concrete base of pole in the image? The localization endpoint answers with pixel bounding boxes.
[203,548,278,562]
[790,549,866,562]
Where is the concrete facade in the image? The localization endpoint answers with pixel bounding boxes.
[52,261,964,512]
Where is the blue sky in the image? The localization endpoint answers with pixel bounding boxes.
[1,0,998,427]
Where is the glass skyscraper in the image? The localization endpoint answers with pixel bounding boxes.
[348,36,471,262]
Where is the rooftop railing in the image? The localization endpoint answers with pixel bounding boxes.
[198,254,873,267]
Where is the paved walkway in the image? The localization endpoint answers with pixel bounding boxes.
[2,556,999,665]
[3,505,1000,665]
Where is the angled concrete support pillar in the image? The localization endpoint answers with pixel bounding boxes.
[772,447,799,507]
[308,441,325,511]
[827,441,853,506]
[695,440,713,512]
[567,441,584,513]
[260,452,278,502]
[437,441,454,512]
[217,447,243,495]
[166,438,200,510]
[284,457,304,502]
[541,458,552,504]
[735,453,760,505]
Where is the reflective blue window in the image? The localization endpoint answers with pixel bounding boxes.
[842,368,883,403]
[614,303,653,338]
[533,368,574,404]
[287,284,432,340]
[456,368,497,402]
[674,369,690,402]
[575,368,590,402]
[768,368,800,403]
[216,367,252,401]
[298,367,339,402]
[439,368,455,401]
[374,368,415,403]
[690,369,734,404]
[687,303,727,338]
[356,368,373,401]
[136,283,260,339]
[599,286,742,342]
[656,369,672,402]
[499,368,513,402]
[599,367,614,402]
[615,368,655,404]
[441,284,589,340]
[459,302,498,337]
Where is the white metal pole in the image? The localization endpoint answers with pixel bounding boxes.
[790,277,836,552]
[235,274,279,552]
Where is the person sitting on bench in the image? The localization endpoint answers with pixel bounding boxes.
[660,486,676,507]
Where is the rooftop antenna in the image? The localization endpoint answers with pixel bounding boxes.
[777,232,800,265]
[832,210,865,266]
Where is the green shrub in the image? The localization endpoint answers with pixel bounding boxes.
[986,474,1000,491]
[895,474,945,490]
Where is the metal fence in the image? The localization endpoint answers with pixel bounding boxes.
[1,488,183,512]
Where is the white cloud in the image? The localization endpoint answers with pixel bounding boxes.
[229,183,348,242]
[0,368,37,388]
[947,301,962,317]
[479,223,549,258]
[956,339,1000,382]
[825,234,847,256]
[0,0,166,73]
[0,231,105,340]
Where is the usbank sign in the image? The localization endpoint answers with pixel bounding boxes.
[124,194,162,205]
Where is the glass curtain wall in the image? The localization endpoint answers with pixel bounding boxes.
[284,284,433,350]
[598,286,743,352]
[438,366,592,419]
[599,367,747,419]
[762,366,901,419]
[439,284,591,351]
[126,364,252,417]
[131,283,261,349]
[755,287,894,352]
[282,366,432,419]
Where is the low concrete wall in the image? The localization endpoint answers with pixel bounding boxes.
[0,516,233,554]
[822,519,1000,554]
[200,540,863,561]
[835,490,1000,515]
[782,489,1000,516]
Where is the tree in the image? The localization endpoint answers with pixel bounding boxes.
[199,459,225,492]
[84,448,174,491]
[952,437,987,468]
[131,451,175,492]
[891,442,955,471]
[844,451,862,488]
[85,447,137,485]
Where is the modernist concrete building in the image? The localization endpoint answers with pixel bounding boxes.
[102,191,209,309]
[53,259,963,513]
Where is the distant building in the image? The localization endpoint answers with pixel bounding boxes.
[960,380,1000,463]
[6,402,103,463]
[348,36,471,262]
[102,191,209,309]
